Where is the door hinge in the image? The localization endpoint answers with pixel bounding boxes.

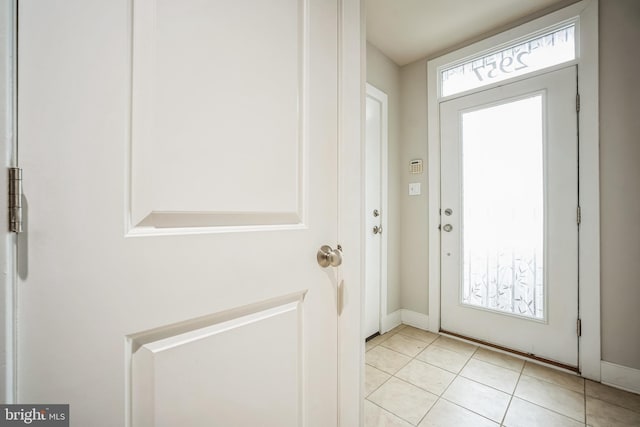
[9,167,23,233]
[576,93,581,113]
[577,206,581,226]
[577,318,582,337]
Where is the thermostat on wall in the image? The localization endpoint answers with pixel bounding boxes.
[410,159,423,174]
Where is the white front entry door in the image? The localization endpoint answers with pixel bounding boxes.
[17,1,347,426]
[440,67,579,367]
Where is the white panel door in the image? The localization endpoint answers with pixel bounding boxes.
[364,84,386,339]
[440,67,579,367]
[17,1,345,426]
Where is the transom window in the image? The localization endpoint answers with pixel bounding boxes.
[441,23,576,97]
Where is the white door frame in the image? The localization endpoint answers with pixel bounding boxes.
[0,0,364,423]
[337,0,364,425]
[0,0,17,404]
[364,83,388,339]
[427,0,601,380]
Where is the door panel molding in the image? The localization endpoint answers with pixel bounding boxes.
[129,0,308,233]
[127,293,305,427]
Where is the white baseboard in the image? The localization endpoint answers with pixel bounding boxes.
[381,310,401,334]
[381,309,430,334]
[400,309,430,330]
[601,361,640,394]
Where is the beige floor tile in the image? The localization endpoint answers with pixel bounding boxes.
[586,380,640,413]
[381,334,428,357]
[388,324,407,334]
[460,358,521,393]
[395,359,456,396]
[366,364,391,397]
[368,377,438,425]
[366,346,412,375]
[522,362,584,394]
[366,332,394,351]
[515,375,585,422]
[473,347,525,372]
[503,397,585,427]
[364,399,414,427]
[416,345,471,374]
[586,396,640,427]
[442,377,511,422]
[418,398,498,427]
[397,326,438,345]
[432,336,478,357]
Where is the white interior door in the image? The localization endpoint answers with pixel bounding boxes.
[17,1,345,425]
[364,84,387,339]
[440,66,579,367]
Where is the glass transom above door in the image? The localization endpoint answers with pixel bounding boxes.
[461,94,545,320]
[441,24,575,97]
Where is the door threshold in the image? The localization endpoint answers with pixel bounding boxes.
[440,329,579,374]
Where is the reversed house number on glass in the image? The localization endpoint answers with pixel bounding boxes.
[441,25,575,96]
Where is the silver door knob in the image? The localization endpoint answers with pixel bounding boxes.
[373,225,383,235]
[442,224,453,232]
[317,245,343,268]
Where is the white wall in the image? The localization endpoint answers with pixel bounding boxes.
[366,42,401,315]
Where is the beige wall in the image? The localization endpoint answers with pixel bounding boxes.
[366,42,401,314]
[599,0,640,370]
[399,59,429,315]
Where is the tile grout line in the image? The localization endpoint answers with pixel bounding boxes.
[499,358,526,426]
[583,379,587,425]
[414,339,482,426]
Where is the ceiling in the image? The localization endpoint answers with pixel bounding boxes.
[366,0,571,66]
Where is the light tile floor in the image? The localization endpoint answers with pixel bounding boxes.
[365,325,640,427]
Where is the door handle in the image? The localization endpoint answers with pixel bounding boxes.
[317,245,343,268]
[373,225,383,235]
[442,224,453,232]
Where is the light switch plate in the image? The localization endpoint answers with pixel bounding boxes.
[409,183,421,196]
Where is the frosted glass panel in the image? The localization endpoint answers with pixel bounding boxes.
[442,25,575,97]
[462,95,544,319]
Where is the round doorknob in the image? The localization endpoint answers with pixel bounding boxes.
[373,225,383,235]
[317,245,343,268]
[443,224,453,232]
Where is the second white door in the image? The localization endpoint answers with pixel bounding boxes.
[364,84,387,339]
[440,66,579,367]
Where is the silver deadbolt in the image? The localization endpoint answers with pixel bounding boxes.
[373,225,383,235]
[442,224,453,232]
[317,245,343,268]
[444,208,453,216]
[373,209,380,217]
